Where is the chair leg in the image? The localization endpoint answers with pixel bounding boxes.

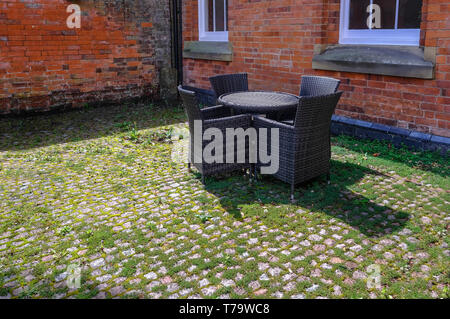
[187,163,191,172]
[290,184,295,202]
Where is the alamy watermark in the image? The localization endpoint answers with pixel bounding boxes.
[171,120,280,174]
[366,4,381,29]
[66,264,81,289]
[66,4,81,29]
[366,264,381,290]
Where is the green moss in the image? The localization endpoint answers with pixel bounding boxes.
[0,102,447,299]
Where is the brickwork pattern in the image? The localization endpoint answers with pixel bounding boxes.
[0,0,172,113]
[182,0,450,137]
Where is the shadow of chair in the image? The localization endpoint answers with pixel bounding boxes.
[204,160,410,238]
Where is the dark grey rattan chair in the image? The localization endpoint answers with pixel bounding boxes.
[178,85,252,183]
[209,73,249,100]
[254,91,343,201]
[299,75,340,97]
[280,75,340,123]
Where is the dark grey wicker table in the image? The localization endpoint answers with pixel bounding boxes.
[217,91,299,119]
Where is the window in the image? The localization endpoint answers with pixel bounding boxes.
[339,0,422,46]
[198,0,228,41]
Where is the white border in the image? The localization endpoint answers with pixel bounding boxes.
[198,0,229,42]
[339,0,420,46]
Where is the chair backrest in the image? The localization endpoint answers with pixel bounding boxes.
[178,85,203,124]
[293,91,343,131]
[299,75,340,97]
[209,73,249,98]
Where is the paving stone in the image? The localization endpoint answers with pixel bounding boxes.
[201,286,216,296]
[352,271,367,280]
[333,285,342,296]
[249,281,261,290]
[330,257,343,264]
[259,274,270,281]
[268,267,282,277]
[306,284,319,292]
[254,289,267,296]
[221,279,235,287]
[93,291,108,299]
[199,278,209,287]
[110,286,125,296]
[97,274,112,283]
[167,283,179,292]
[146,281,160,290]
[122,248,135,257]
[350,245,363,252]
[282,273,296,281]
[313,244,326,252]
[144,272,158,280]
[383,252,395,260]
[300,240,311,247]
[91,258,105,269]
[283,282,296,292]
[55,272,68,282]
[161,276,172,284]
[179,288,193,296]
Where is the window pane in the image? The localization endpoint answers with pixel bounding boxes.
[398,0,422,29]
[349,0,370,29]
[207,0,214,31]
[372,0,396,29]
[215,0,225,31]
[349,0,395,30]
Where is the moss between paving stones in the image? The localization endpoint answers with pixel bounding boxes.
[0,102,449,299]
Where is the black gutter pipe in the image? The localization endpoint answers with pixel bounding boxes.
[171,0,183,85]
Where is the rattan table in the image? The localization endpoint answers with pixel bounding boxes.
[217,91,299,119]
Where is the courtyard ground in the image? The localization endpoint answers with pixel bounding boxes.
[0,102,448,299]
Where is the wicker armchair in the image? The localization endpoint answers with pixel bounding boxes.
[209,73,249,100]
[254,91,343,200]
[280,75,341,122]
[299,75,340,97]
[178,85,252,183]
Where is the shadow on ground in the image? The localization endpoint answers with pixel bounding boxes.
[0,102,416,238]
[0,102,186,152]
[332,135,449,179]
[204,160,410,238]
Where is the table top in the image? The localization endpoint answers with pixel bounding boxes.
[218,91,299,113]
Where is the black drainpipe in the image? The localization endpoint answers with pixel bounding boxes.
[171,0,183,85]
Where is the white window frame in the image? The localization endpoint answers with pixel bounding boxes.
[339,0,420,46]
[198,0,228,42]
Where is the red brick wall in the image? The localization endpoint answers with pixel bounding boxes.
[182,0,450,137]
[0,0,171,113]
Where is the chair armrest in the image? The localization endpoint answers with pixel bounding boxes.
[201,105,232,120]
[203,114,252,130]
[253,115,295,131]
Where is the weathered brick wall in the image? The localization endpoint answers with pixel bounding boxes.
[0,0,172,113]
[182,0,450,137]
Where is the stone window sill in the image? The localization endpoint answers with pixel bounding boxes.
[183,41,232,62]
[312,45,435,79]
